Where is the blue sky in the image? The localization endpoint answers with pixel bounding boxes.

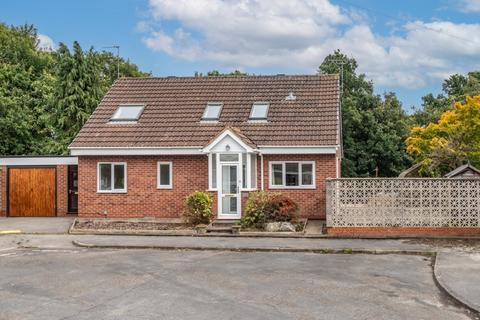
[2,0,480,110]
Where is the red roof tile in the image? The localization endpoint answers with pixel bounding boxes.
[70,74,340,148]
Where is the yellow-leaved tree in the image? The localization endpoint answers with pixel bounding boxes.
[406,96,480,176]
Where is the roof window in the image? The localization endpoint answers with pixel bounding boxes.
[250,102,269,120]
[202,102,223,120]
[111,105,144,121]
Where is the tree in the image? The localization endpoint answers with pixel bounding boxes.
[412,72,480,126]
[0,23,149,155]
[0,23,55,155]
[406,96,480,176]
[195,70,247,76]
[97,51,150,90]
[48,42,104,154]
[318,50,412,177]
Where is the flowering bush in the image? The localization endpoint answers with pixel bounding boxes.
[267,194,299,222]
[183,191,213,225]
[239,191,298,228]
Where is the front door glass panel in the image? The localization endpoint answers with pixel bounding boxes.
[221,165,238,215]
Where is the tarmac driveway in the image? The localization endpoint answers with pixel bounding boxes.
[0,248,474,320]
[0,217,74,234]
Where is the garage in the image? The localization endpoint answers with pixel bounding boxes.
[0,157,78,217]
[8,167,56,217]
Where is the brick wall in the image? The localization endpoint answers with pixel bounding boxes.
[78,154,337,219]
[0,166,6,216]
[327,227,480,237]
[261,154,337,219]
[56,165,69,216]
[78,156,209,218]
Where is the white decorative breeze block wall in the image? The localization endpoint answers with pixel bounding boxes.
[326,179,480,228]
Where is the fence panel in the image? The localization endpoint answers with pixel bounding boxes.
[326,178,480,228]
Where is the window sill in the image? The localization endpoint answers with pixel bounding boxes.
[268,186,316,190]
[207,188,257,192]
[97,190,127,194]
[157,186,173,189]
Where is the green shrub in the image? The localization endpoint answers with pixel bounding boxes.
[239,191,299,228]
[183,191,213,225]
[239,191,270,228]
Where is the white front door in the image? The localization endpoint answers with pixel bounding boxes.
[218,163,241,219]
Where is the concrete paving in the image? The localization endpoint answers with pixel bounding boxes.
[71,235,435,252]
[0,247,475,319]
[0,217,74,234]
[435,252,480,312]
[304,219,324,235]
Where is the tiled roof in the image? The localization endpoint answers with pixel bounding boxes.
[70,74,340,148]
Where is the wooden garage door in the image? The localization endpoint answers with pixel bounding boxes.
[8,168,56,217]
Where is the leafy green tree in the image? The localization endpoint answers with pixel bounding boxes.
[48,42,103,154]
[406,96,480,176]
[195,70,247,76]
[412,72,480,126]
[319,50,412,177]
[97,51,150,90]
[0,23,55,155]
[0,23,148,155]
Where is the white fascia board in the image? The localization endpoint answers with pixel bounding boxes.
[0,157,78,166]
[202,129,255,153]
[258,146,338,154]
[69,147,203,156]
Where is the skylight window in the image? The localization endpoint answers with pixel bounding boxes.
[250,102,269,120]
[202,102,223,120]
[111,105,144,121]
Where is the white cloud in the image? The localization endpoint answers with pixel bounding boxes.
[460,0,480,12]
[142,0,480,88]
[37,34,56,51]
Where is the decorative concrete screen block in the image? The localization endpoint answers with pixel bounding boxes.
[326,178,480,228]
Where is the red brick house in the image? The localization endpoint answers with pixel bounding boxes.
[66,74,341,220]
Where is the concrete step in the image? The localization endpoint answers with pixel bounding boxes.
[206,226,233,234]
[207,220,240,234]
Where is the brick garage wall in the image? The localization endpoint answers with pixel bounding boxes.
[56,165,69,216]
[78,156,209,218]
[261,154,337,219]
[327,227,480,237]
[0,166,6,216]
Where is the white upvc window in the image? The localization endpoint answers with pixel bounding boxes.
[208,153,257,191]
[208,153,218,190]
[97,162,127,193]
[157,161,173,189]
[269,161,315,189]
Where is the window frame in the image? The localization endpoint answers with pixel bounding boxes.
[202,102,223,121]
[268,161,316,189]
[208,152,257,191]
[157,161,173,189]
[97,162,127,193]
[249,102,269,120]
[110,104,145,122]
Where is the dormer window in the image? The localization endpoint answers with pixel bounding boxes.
[111,104,144,122]
[202,102,223,120]
[250,102,269,120]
